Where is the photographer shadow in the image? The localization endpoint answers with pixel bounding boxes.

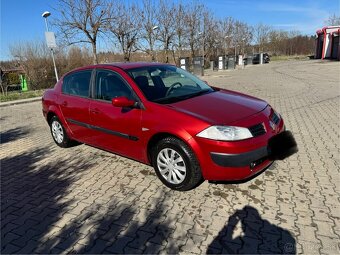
[207,205,296,254]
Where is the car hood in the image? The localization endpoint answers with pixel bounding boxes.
[168,89,268,125]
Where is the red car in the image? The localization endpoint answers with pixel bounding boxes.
[42,62,297,191]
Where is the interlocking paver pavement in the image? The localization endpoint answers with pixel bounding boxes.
[1,60,339,254]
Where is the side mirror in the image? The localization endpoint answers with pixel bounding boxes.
[112,96,136,108]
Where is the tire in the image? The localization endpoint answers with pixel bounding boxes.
[151,137,203,191]
[49,116,77,148]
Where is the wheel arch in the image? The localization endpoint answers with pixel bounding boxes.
[146,131,195,166]
[146,130,198,166]
[47,111,57,124]
[46,106,73,139]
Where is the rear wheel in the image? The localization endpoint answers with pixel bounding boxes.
[50,116,77,148]
[151,137,203,191]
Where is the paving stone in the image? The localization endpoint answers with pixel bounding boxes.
[1,243,21,254]
[1,60,339,255]
[85,238,111,254]
[105,235,134,254]
[127,230,153,250]
[16,239,40,254]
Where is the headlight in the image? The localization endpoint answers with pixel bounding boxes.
[197,126,253,141]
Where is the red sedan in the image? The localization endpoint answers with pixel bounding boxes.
[42,62,297,191]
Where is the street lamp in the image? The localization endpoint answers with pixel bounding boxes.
[198,31,205,73]
[241,37,246,55]
[223,35,230,70]
[42,11,59,81]
[151,25,159,61]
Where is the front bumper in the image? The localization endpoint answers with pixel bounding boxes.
[211,146,268,167]
[210,130,298,168]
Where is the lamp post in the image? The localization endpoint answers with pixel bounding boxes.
[151,25,159,62]
[42,11,59,81]
[198,31,205,74]
[224,35,229,69]
[241,37,246,55]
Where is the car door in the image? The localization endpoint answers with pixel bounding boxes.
[88,68,143,159]
[59,69,94,143]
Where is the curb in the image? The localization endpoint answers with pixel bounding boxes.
[0,97,42,108]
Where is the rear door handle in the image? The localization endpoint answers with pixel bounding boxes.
[90,108,100,114]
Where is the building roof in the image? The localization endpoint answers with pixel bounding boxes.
[316,26,340,34]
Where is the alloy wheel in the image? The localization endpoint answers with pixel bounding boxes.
[156,148,187,184]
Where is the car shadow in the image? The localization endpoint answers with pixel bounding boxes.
[0,127,30,144]
[32,187,176,254]
[1,147,95,254]
[207,205,296,254]
[1,145,176,254]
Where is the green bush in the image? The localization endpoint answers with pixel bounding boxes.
[0,90,44,102]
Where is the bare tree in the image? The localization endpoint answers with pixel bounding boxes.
[172,3,187,63]
[185,3,204,60]
[109,2,140,62]
[138,0,159,61]
[218,17,234,55]
[156,0,176,63]
[54,0,112,64]
[233,21,253,55]
[203,11,220,63]
[253,23,272,52]
[325,13,340,26]
[66,46,92,70]
[9,41,55,90]
[0,67,7,95]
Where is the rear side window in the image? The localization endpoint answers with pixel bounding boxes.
[62,70,92,97]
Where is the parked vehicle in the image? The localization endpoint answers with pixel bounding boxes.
[263,53,270,63]
[42,62,297,191]
[253,53,270,64]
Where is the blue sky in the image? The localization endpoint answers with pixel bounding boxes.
[1,0,339,60]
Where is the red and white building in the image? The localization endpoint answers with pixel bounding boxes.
[315,26,340,60]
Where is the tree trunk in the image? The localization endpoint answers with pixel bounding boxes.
[151,50,156,61]
[92,42,98,64]
[124,53,130,62]
[165,47,169,63]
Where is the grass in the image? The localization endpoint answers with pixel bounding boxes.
[0,89,45,103]
[270,55,310,61]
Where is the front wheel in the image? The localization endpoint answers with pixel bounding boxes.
[151,137,203,191]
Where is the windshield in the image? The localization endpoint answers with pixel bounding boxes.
[128,65,214,104]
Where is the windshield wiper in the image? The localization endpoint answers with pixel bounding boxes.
[154,89,213,104]
[181,89,213,100]
[153,96,183,104]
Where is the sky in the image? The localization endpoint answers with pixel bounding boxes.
[0,0,339,60]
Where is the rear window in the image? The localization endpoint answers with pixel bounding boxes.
[62,70,92,97]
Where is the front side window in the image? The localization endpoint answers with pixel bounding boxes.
[95,70,133,101]
[128,65,214,103]
[62,70,92,97]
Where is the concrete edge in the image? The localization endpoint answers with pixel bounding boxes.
[0,97,42,108]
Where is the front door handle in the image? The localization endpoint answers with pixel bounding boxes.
[62,101,67,106]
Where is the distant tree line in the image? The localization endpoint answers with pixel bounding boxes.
[51,0,318,64]
[3,0,338,91]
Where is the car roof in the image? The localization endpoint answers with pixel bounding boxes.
[106,62,173,70]
[63,62,175,79]
[74,62,173,72]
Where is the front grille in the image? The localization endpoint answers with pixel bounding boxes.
[271,112,280,125]
[249,123,266,137]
